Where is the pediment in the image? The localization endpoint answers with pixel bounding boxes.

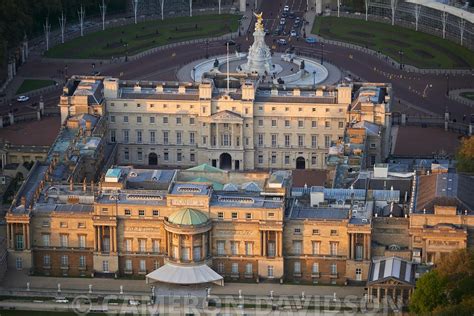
[210,110,243,121]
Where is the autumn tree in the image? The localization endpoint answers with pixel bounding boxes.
[456,136,474,173]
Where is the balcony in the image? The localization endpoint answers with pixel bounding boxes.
[311,272,320,278]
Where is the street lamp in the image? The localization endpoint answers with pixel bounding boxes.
[398,49,404,69]
[320,42,325,65]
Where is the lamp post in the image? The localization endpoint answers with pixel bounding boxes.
[398,49,404,69]
[320,42,325,65]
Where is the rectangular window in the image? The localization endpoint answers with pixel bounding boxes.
[153,210,159,216]
[294,228,301,235]
[217,241,225,255]
[325,121,331,128]
[285,120,290,128]
[137,116,142,124]
[294,261,301,273]
[139,260,146,272]
[284,155,290,164]
[43,255,51,266]
[137,131,143,144]
[271,134,277,147]
[60,234,68,248]
[125,259,132,271]
[231,262,239,274]
[163,131,169,145]
[325,135,331,148]
[258,155,263,164]
[231,212,237,219]
[331,230,338,236]
[231,241,239,255]
[189,132,195,145]
[267,265,274,278]
[258,119,263,127]
[42,234,50,247]
[217,212,224,219]
[245,242,253,255]
[190,153,195,162]
[312,120,317,128]
[164,152,169,161]
[271,119,277,127]
[176,131,182,145]
[298,135,304,147]
[258,134,264,146]
[312,155,317,165]
[298,120,304,128]
[123,130,129,143]
[79,255,86,268]
[245,213,252,219]
[271,154,276,164]
[61,255,68,267]
[189,117,195,125]
[123,116,129,123]
[149,116,155,124]
[177,152,182,162]
[245,263,253,275]
[150,131,156,144]
[312,262,319,273]
[110,115,115,123]
[137,149,143,161]
[125,239,132,252]
[124,148,129,160]
[331,263,337,275]
[339,121,344,128]
[125,209,131,216]
[284,134,290,147]
[110,130,116,143]
[16,257,22,270]
[217,263,224,274]
[176,117,182,125]
[139,239,146,253]
[311,135,318,148]
[293,241,302,255]
[330,242,338,256]
[79,235,86,248]
[163,117,168,124]
[103,260,109,272]
[312,241,320,255]
[139,210,145,216]
[312,229,320,235]
[153,240,160,253]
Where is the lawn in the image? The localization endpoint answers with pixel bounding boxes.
[312,16,474,69]
[45,14,240,59]
[16,79,56,95]
[460,91,474,100]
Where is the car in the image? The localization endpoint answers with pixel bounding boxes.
[91,71,101,76]
[279,18,286,25]
[224,40,236,46]
[264,28,270,35]
[290,30,297,37]
[283,5,290,12]
[17,95,30,102]
[272,29,280,36]
[277,39,287,45]
[129,300,141,306]
[305,37,318,44]
[281,12,288,18]
[288,12,296,19]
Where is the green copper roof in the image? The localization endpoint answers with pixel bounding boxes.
[168,208,209,226]
[187,164,224,173]
[190,177,224,190]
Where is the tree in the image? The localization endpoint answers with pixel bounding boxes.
[300,60,305,70]
[409,270,447,314]
[456,136,474,173]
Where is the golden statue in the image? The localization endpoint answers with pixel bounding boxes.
[254,12,264,31]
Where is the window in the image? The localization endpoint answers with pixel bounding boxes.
[217,212,224,219]
[124,148,129,160]
[153,240,160,253]
[125,259,132,271]
[163,117,168,124]
[267,265,274,278]
[136,116,142,124]
[284,155,290,164]
[139,239,146,252]
[123,130,129,143]
[271,154,276,164]
[231,212,238,219]
[258,155,263,164]
[338,121,344,128]
[110,130,116,143]
[139,260,146,272]
[298,120,304,128]
[298,135,304,147]
[258,134,264,146]
[330,230,338,236]
[176,117,182,125]
[312,120,317,128]
[258,106,263,111]
[101,208,109,214]
[125,209,131,216]
[325,121,331,128]
[294,262,301,273]
[177,152,182,162]
[312,241,320,255]
[217,241,225,255]
[311,135,318,148]
[153,210,159,216]
[103,260,109,272]
[268,212,275,217]
[149,116,155,124]
[230,262,239,275]
[271,134,277,147]
[153,260,160,270]
[110,115,116,123]
[42,234,50,247]
[284,134,290,147]
[325,108,330,112]
[163,131,169,145]
[258,119,263,127]
[43,255,51,266]
[245,242,253,255]
[125,239,132,252]
[79,255,86,268]
[231,241,239,255]
[164,152,169,161]
[189,117,195,125]
[312,229,320,235]
[223,134,230,146]
[370,143,377,149]
[271,119,277,127]
[245,263,253,275]
[312,155,317,165]
[60,221,68,228]
[356,268,362,281]
[217,263,224,274]
[298,107,302,112]
[79,235,86,248]
[60,234,68,247]
[150,131,156,144]
[16,257,22,270]
[139,210,145,216]
[123,115,129,123]
[245,213,252,219]
[176,131,182,145]
[330,242,338,256]
[294,228,301,235]
[61,255,69,267]
[189,132,195,145]
[293,241,302,255]
[325,135,331,148]
[331,263,337,275]
[285,120,290,127]
[137,149,143,161]
[312,263,319,273]
[202,136,207,145]
[42,220,50,227]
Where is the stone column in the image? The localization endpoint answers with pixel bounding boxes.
[348,234,352,259]
[190,235,194,262]
[98,226,102,252]
[177,235,182,261]
[262,231,266,257]
[26,223,30,249]
[6,223,10,249]
[216,123,220,148]
[202,233,206,259]
[239,0,246,12]
[22,224,26,250]
[367,234,371,260]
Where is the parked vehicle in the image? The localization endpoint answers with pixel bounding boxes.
[16,95,29,102]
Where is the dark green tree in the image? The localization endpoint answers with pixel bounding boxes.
[409,270,447,314]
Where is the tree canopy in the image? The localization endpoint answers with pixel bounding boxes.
[409,249,474,315]
[456,136,474,173]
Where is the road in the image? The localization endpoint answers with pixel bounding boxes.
[8,0,474,122]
